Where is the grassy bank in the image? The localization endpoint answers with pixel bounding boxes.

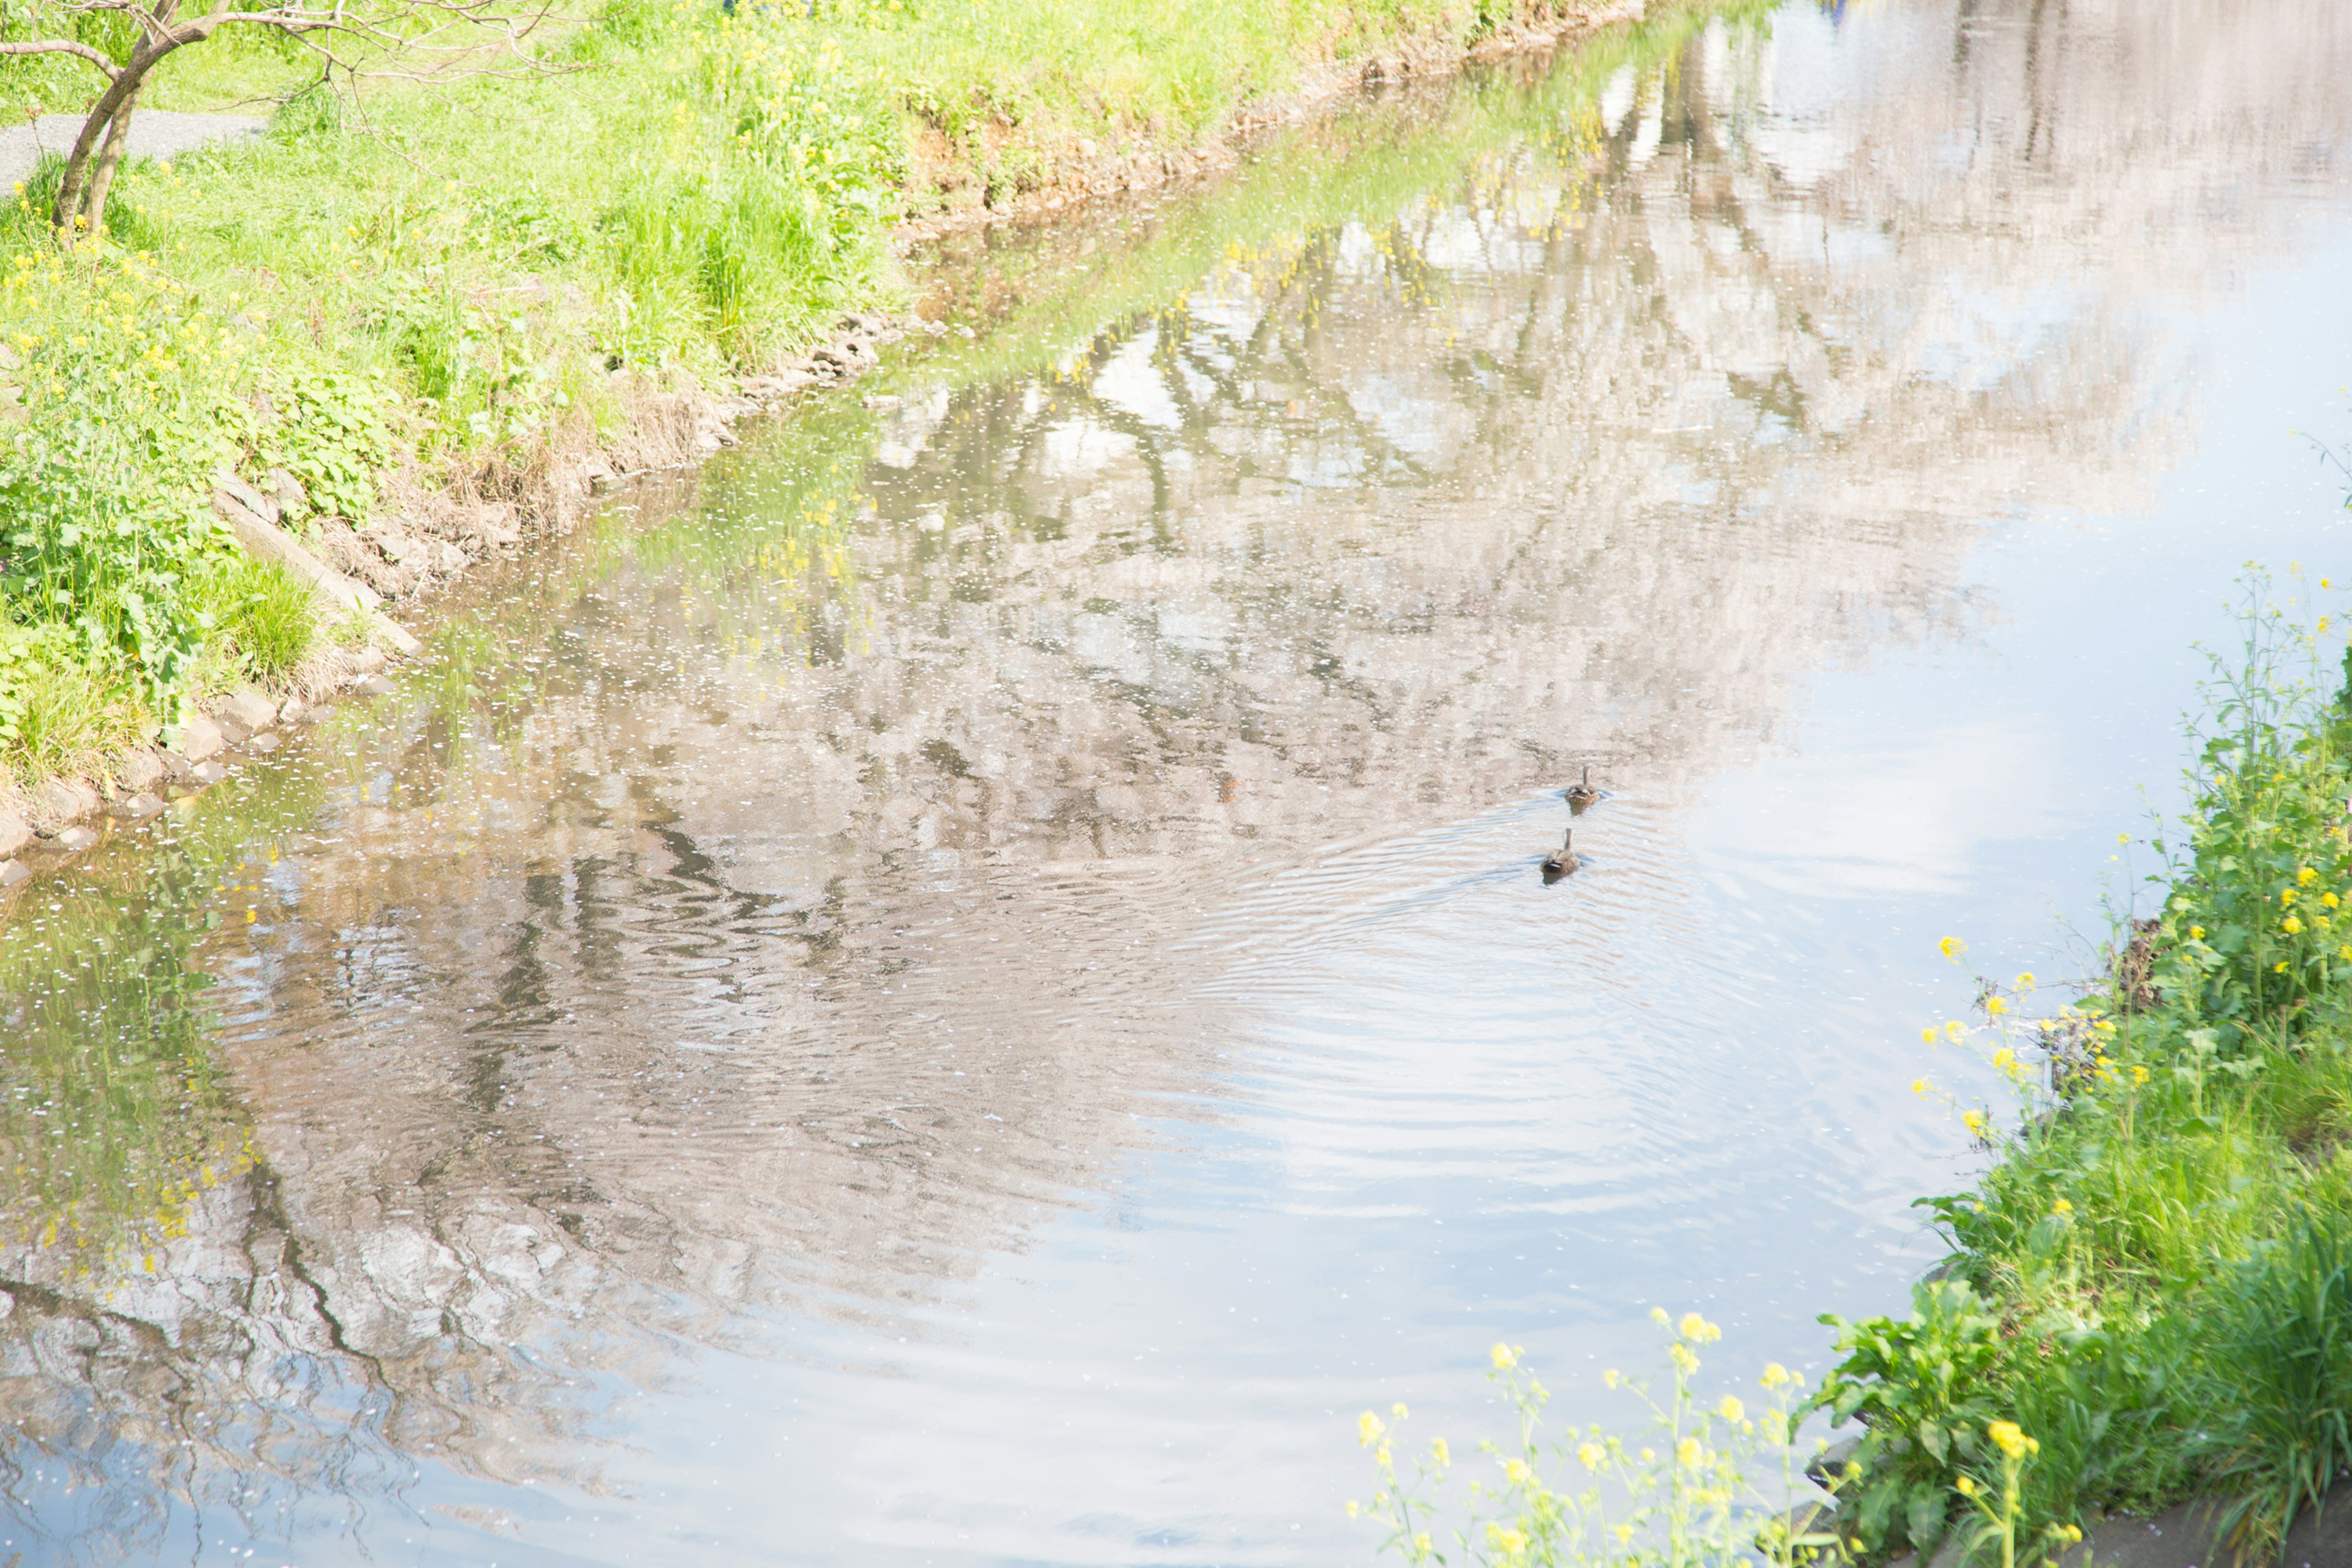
[0,0,1637,817]
[1806,576,2352,1564]
[1353,576,2352,1566]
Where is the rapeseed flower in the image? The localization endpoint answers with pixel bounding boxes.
[1717,1395,1743,1421]
[1491,1342,1518,1370]
[1359,1411,1385,1447]
[1940,936,1966,960]
[1988,1420,2036,1459]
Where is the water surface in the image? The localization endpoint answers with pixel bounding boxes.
[4,1,2352,1561]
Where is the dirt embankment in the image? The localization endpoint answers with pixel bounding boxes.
[0,0,1651,889]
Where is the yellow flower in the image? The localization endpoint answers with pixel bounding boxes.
[1487,1525,1526,1556]
[1504,1458,1532,1486]
[1392,1402,1409,1419]
[2132,1064,2150,1085]
[2283,888,2299,906]
[2051,1199,2072,1216]
[1680,1313,1721,1343]
[1921,1027,1937,1045]
[1988,1420,2035,1459]
[1913,1077,1932,1096]
[1992,1048,2015,1069]
[1963,1109,1987,1135]
[1760,1362,1792,1390]
[2301,866,2320,885]
[1945,1020,1969,1042]
[2285,916,2305,935]
[2015,971,2036,989]
[1491,1342,1518,1370]
[1956,1474,1977,1496]
[1414,1533,1431,1555]
[1359,1411,1385,1447]
[1602,1369,1620,1389]
[1678,1436,1704,1468]
[1577,1441,1605,1470]
[1344,1500,1359,1518]
[1940,936,1966,960]
[2191,925,2207,940]
[2328,893,2342,909]
[1986,996,2009,1017]
[1717,1395,1744,1422]
[2277,961,2292,974]
[1431,1438,1450,1466]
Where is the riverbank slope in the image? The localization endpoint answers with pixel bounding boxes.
[0,0,1683,872]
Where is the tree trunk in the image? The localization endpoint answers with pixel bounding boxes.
[76,81,145,239]
[50,0,185,235]
[51,52,157,233]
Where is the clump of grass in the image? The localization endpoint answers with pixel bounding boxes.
[0,627,148,786]
[1806,571,2352,1563]
[205,556,318,684]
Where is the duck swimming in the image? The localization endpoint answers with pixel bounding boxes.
[1542,829,1580,880]
[1566,766,1599,812]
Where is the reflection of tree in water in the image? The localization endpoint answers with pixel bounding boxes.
[2,0,2350,1553]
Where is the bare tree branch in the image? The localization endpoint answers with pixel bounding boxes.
[0,39,118,74]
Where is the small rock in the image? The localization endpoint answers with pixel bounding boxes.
[695,431,723,452]
[465,511,520,548]
[436,541,467,571]
[108,792,164,821]
[0,860,28,890]
[352,674,396,697]
[213,470,279,528]
[216,688,278,732]
[172,715,227,763]
[1806,1436,1863,1490]
[217,718,252,746]
[955,324,976,339]
[113,750,164,793]
[862,394,902,411]
[249,733,282,755]
[1074,137,1097,159]
[267,467,309,517]
[31,777,99,826]
[371,530,418,565]
[279,698,307,725]
[54,826,100,853]
[350,645,388,674]
[0,810,31,858]
[187,761,228,786]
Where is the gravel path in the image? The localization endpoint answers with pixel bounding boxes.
[0,110,266,192]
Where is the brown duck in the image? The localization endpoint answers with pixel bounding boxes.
[1542,830,1580,880]
[1566,766,1599,812]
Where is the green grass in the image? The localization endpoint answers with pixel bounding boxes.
[208,555,319,683]
[1803,574,2352,1564]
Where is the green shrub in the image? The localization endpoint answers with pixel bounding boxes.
[1809,1281,2000,1559]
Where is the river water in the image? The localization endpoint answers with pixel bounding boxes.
[5,1,2352,1562]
